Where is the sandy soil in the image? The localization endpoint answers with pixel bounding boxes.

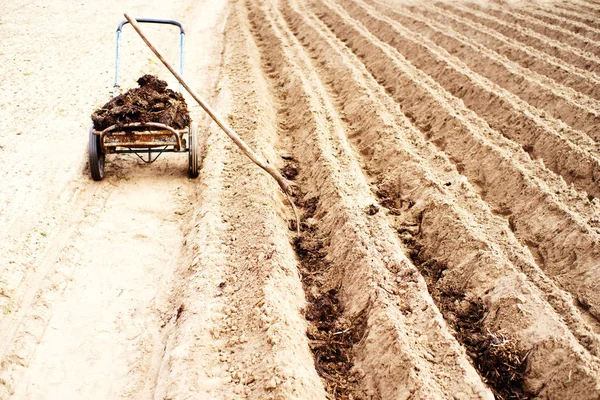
[0,0,228,398]
[2,0,600,399]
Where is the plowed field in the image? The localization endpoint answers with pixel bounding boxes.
[1,0,599,399]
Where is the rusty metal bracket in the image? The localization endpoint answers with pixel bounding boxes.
[94,122,184,153]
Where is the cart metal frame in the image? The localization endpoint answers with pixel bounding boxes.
[88,18,199,181]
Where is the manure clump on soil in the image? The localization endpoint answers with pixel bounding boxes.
[91,75,190,131]
[293,193,368,400]
[305,289,368,400]
[449,297,530,400]
[401,232,531,400]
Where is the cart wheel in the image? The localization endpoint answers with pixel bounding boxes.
[188,124,199,178]
[89,125,105,181]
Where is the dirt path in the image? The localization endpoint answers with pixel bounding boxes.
[2,0,600,399]
[0,0,228,398]
[9,173,187,398]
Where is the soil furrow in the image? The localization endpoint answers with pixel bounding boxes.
[341,0,600,213]
[519,4,600,43]
[246,0,492,397]
[154,3,329,399]
[365,0,600,165]
[565,0,600,15]
[546,3,600,30]
[316,3,600,352]
[438,2,600,76]
[382,2,600,122]
[291,0,600,397]
[328,0,600,350]
[475,3,600,55]
[319,0,600,328]
[413,3,600,102]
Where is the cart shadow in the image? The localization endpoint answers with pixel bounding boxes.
[86,152,194,182]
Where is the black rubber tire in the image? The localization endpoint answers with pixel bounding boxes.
[89,125,105,181]
[188,124,199,178]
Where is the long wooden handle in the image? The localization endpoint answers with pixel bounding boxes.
[124,13,300,233]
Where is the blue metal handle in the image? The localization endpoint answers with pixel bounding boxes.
[113,18,185,96]
[117,18,185,34]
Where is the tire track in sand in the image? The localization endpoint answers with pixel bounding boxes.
[0,184,105,398]
[0,0,188,395]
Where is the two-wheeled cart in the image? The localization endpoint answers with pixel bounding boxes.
[89,18,199,181]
